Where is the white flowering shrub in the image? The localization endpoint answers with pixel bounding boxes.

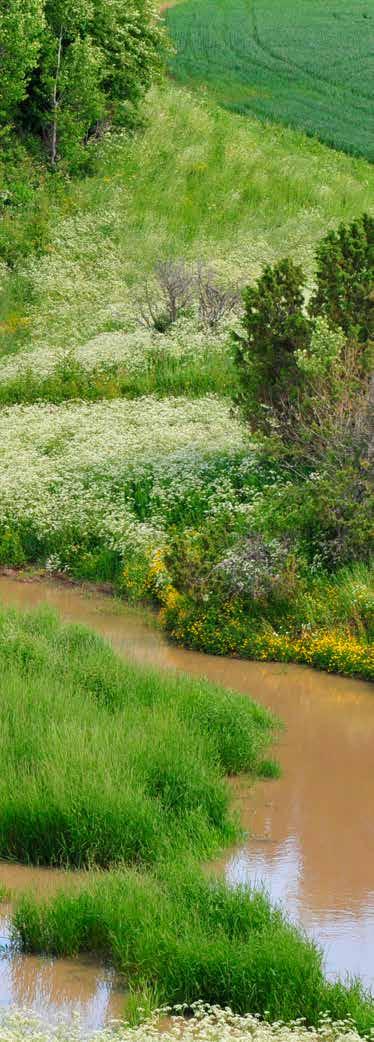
[215,535,292,601]
[0,396,246,571]
[296,318,346,378]
[0,1005,369,1042]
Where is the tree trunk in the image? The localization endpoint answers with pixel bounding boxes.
[51,26,63,166]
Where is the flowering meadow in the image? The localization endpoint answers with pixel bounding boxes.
[0,394,245,563]
[0,390,372,679]
[0,318,229,388]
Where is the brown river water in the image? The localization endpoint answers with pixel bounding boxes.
[0,575,373,1028]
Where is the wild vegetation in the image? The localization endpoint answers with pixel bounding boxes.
[0,4,373,1031]
[0,209,372,679]
[165,0,374,160]
[0,604,276,867]
[0,0,165,172]
[13,867,374,1030]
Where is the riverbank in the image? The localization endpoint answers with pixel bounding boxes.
[1,564,372,683]
[0,576,373,1025]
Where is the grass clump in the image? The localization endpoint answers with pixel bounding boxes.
[13,866,374,1032]
[0,604,275,867]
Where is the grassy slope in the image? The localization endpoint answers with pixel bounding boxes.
[0,85,372,679]
[1,84,373,362]
[166,0,374,160]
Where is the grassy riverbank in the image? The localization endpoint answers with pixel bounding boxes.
[0,603,277,867]
[2,610,372,1031]
[14,865,374,1031]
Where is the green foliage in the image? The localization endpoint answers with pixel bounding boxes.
[235,216,373,445]
[166,0,374,161]
[0,604,275,867]
[0,0,165,168]
[234,259,311,430]
[310,214,374,345]
[0,0,44,124]
[13,866,374,1030]
[295,317,345,379]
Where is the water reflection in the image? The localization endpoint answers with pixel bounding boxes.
[0,863,125,1030]
[0,928,122,1031]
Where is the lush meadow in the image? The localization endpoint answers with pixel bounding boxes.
[2,84,374,355]
[0,81,372,680]
[166,0,374,160]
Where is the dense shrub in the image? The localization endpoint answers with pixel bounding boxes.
[310,214,374,345]
[235,215,373,438]
[234,258,311,432]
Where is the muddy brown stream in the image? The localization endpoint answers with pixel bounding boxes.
[0,575,373,1027]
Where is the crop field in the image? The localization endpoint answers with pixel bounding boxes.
[165,0,374,160]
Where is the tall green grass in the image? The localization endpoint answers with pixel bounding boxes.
[0,604,275,867]
[166,0,374,160]
[3,603,374,1029]
[13,864,374,1031]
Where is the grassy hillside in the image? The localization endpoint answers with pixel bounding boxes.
[1,84,373,371]
[0,84,372,681]
[165,0,374,160]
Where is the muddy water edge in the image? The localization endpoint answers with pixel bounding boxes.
[0,574,373,1025]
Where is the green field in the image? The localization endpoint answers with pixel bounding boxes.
[166,0,374,160]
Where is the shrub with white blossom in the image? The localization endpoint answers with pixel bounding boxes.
[0,1004,371,1042]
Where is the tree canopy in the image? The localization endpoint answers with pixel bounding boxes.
[0,0,165,166]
